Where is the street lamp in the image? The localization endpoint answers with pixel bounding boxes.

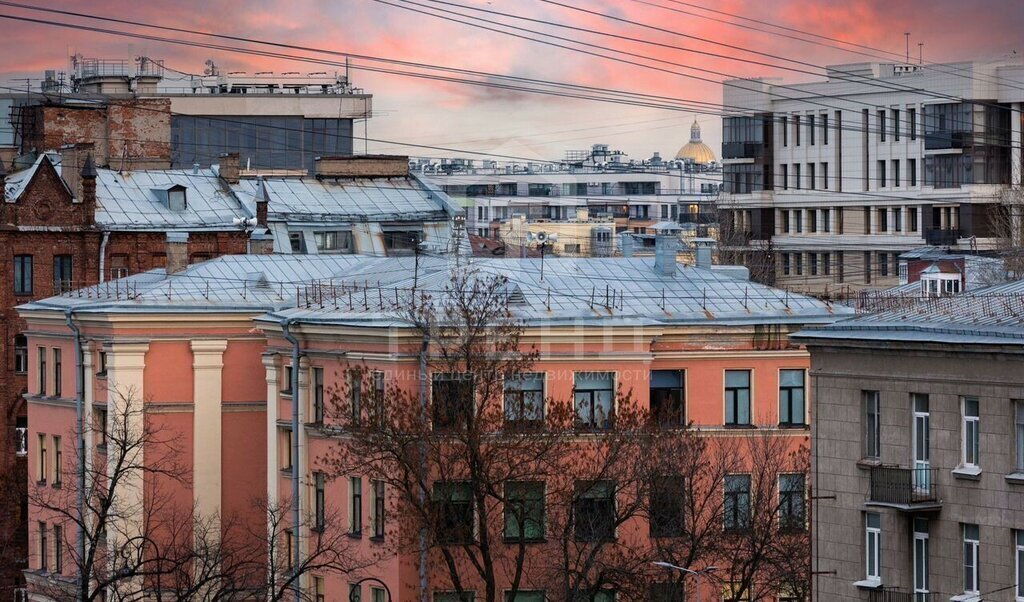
[652,561,718,602]
[348,577,393,602]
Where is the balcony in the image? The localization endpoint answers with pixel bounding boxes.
[722,142,764,160]
[678,212,718,225]
[924,228,961,246]
[867,466,941,511]
[868,588,940,602]
[923,130,971,150]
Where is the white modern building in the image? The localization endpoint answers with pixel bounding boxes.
[719,58,1024,294]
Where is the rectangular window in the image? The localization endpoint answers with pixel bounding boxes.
[314,576,325,602]
[808,114,815,145]
[724,474,751,532]
[823,252,831,276]
[349,476,363,535]
[53,255,73,294]
[436,593,476,602]
[370,371,386,426]
[864,391,881,459]
[795,253,803,276]
[574,372,614,430]
[14,335,27,374]
[312,367,324,424]
[314,472,326,531]
[371,588,386,602]
[649,583,684,602]
[314,231,354,254]
[95,408,108,448]
[892,108,900,141]
[878,110,886,141]
[650,370,684,427]
[893,160,901,187]
[880,252,889,277]
[893,208,903,232]
[821,113,829,145]
[794,115,801,146]
[822,162,829,190]
[779,473,806,531]
[962,397,980,468]
[434,482,474,544]
[52,435,61,486]
[574,480,615,542]
[53,524,62,574]
[372,479,385,538]
[280,428,293,470]
[808,163,816,190]
[432,373,474,431]
[14,255,33,295]
[963,523,980,594]
[781,209,790,233]
[865,513,881,581]
[53,348,61,398]
[725,370,751,426]
[109,254,128,279]
[810,252,818,276]
[794,208,803,233]
[909,107,917,140]
[1015,401,1024,474]
[38,347,46,396]
[781,116,788,146]
[782,253,791,276]
[822,208,831,232]
[505,593,543,602]
[284,529,293,569]
[350,584,361,602]
[505,481,545,541]
[865,251,873,284]
[1015,529,1024,599]
[914,518,929,598]
[794,163,801,190]
[877,160,887,188]
[909,158,918,186]
[779,369,806,426]
[649,476,685,538]
[37,433,47,483]
[505,373,545,426]
[38,522,47,571]
[781,164,788,190]
[908,207,919,232]
[281,365,293,395]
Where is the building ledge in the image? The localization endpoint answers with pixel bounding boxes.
[949,594,979,602]
[864,500,943,512]
[1005,472,1024,485]
[857,458,882,470]
[951,466,982,481]
[853,579,882,590]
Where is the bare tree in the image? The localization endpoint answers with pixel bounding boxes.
[712,191,775,285]
[992,176,1024,280]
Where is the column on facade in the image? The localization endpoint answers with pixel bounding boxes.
[191,340,228,544]
[263,354,280,510]
[868,206,876,234]
[80,343,96,537]
[1013,102,1023,242]
[296,356,310,591]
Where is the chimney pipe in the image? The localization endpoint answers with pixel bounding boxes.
[693,237,716,270]
[219,152,240,184]
[0,159,6,204]
[653,223,682,276]
[165,232,190,275]
[255,177,269,226]
[619,232,635,258]
[249,229,274,254]
[80,154,98,226]
[60,143,95,202]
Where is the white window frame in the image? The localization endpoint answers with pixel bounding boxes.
[913,518,929,598]
[963,523,980,596]
[1015,529,1024,601]
[864,391,881,460]
[962,397,980,469]
[1015,400,1024,474]
[865,512,881,583]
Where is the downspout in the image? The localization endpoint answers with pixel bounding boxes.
[280,318,302,602]
[65,308,86,602]
[418,335,429,602]
[98,232,109,283]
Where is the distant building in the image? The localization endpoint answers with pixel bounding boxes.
[719,58,1024,294]
[794,279,1024,601]
[675,119,718,164]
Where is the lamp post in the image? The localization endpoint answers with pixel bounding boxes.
[348,577,394,602]
[652,561,718,602]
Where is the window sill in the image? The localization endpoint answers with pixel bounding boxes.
[36,480,47,486]
[952,466,982,481]
[348,531,363,539]
[280,467,295,475]
[723,423,756,429]
[370,535,386,543]
[950,594,979,602]
[1005,472,1024,485]
[853,579,881,590]
[503,537,547,544]
[51,482,62,489]
[856,458,882,470]
[777,423,809,430]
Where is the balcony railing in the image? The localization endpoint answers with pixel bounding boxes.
[14,427,27,456]
[923,130,971,150]
[869,466,939,510]
[722,141,764,160]
[924,228,961,246]
[868,588,940,602]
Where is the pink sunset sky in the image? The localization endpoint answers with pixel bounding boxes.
[0,0,1021,161]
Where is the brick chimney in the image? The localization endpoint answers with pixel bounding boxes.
[249,229,274,254]
[60,143,95,201]
[255,177,269,226]
[166,232,190,275]
[219,152,240,184]
[81,154,98,226]
[314,155,409,178]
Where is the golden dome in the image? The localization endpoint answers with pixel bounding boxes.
[674,119,717,163]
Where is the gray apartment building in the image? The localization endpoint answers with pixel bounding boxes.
[792,280,1024,601]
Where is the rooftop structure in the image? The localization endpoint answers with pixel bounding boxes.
[674,119,717,164]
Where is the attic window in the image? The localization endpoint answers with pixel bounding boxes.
[168,187,187,211]
[503,283,526,305]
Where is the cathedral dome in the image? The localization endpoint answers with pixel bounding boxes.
[674,119,717,164]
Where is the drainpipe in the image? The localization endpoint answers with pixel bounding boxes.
[98,232,110,283]
[418,335,429,602]
[64,308,86,601]
[280,318,302,602]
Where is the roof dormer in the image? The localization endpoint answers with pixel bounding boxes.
[152,184,188,211]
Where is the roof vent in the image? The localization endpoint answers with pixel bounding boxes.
[245,271,272,290]
[502,283,527,305]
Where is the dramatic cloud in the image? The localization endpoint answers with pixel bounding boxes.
[0,0,1021,160]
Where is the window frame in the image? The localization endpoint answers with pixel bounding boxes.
[778,473,806,532]
[433,481,475,545]
[504,373,545,427]
[1014,529,1024,600]
[14,334,27,374]
[962,397,980,469]
[573,372,614,430]
[313,471,326,532]
[53,255,73,294]
[864,391,881,460]
[650,369,685,428]
[432,372,475,431]
[14,254,33,295]
[778,369,806,427]
[573,480,616,542]
[724,370,752,427]
[723,474,752,532]
[372,479,386,539]
[865,512,881,582]
[349,476,363,536]
[504,480,546,542]
[963,523,980,595]
[649,475,686,538]
[1015,400,1024,474]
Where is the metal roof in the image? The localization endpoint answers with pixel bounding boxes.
[4,153,72,202]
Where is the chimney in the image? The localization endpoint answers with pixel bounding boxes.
[619,232,635,257]
[653,223,682,276]
[60,143,95,201]
[314,155,409,178]
[249,229,274,254]
[255,177,269,226]
[219,152,240,184]
[166,232,190,275]
[81,154,98,226]
[0,159,6,204]
[692,237,716,270]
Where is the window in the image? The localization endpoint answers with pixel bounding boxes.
[864,391,880,459]
[574,372,614,430]
[782,253,791,276]
[53,348,61,398]
[563,243,581,254]
[382,230,422,255]
[821,113,829,145]
[14,335,27,374]
[914,518,929,599]
[505,481,545,541]
[781,116,788,146]
[283,529,293,569]
[434,482,474,544]
[1015,529,1024,600]
[808,209,817,233]
[505,373,544,426]
[725,370,751,426]
[909,158,918,186]
[311,367,324,424]
[793,115,801,146]
[809,252,818,276]
[893,160,901,187]
[38,522,47,571]
[962,397,980,468]
[880,253,889,277]
[52,436,61,486]
[314,577,325,602]
[1015,401,1024,474]
[823,252,831,276]
[794,208,803,233]
[781,164,788,190]
[892,108,900,141]
[53,255,73,294]
[650,476,685,538]
[865,513,881,582]
[808,114,815,145]
[38,347,46,395]
[372,479,385,539]
[781,209,790,233]
[505,592,543,602]
[436,593,476,602]
[909,107,917,140]
[349,476,363,535]
[779,369,806,427]
[794,253,803,276]
[822,208,831,232]
[963,523,980,595]
[649,583,684,602]
[724,474,751,532]
[908,206,919,231]
[289,232,306,254]
[807,163,816,190]
[371,588,386,602]
[893,208,903,232]
[314,231,354,254]
[281,365,293,395]
[878,110,886,141]
[14,255,33,295]
[109,254,128,279]
[650,370,684,427]
[53,524,62,574]
[574,480,615,542]
[432,373,474,431]
[313,472,326,531]
[350,584,361,602]
[779,474,805,531]
[280,429,293,470]
[97,350,107,377]
[37,433,47,483]
[794,163,801,191]
[822,162,829,190]
[877,160,887,188]
[370,371,386,426]
[95,408,108,448]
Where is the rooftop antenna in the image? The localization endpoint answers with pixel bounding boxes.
[904,32,910,63]
[918,43,923,64]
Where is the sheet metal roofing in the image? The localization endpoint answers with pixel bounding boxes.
[231,175,457,223]
[19,254,849,328]
[794,278,1024,346]
[4,153,71,202]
